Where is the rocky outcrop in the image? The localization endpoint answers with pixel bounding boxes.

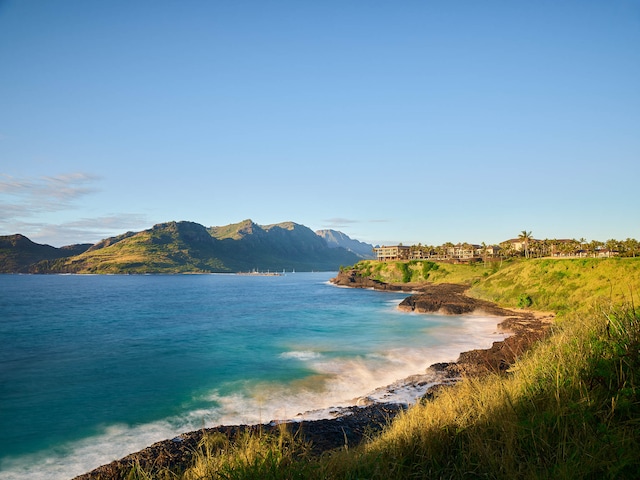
[332,270,530,318]
[396,283,518,316]
[331,268,408,291]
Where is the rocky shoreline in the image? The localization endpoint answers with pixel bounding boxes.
[331,269,553,376]
[74,272,553,480]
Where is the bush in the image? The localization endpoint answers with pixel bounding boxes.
[397,262,412,283]
[517,293,533,308]
[422,261,439,280]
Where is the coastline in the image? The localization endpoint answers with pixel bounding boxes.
[74,273,553,480]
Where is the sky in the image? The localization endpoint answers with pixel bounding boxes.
[1,1,639,248]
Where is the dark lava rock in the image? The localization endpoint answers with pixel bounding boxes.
[73,403,405,480]
[331,269,408,291]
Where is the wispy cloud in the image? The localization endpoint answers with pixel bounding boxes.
[322,217,359,229]
[0,173,149,245]
[30,214,149,245]
[63,214,147,231]
[0,172,100,217]
[39,173,99,201]
[322,217,391,229]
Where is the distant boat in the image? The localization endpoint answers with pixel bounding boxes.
[237,269,283,276]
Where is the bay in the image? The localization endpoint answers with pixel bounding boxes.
[0,273,505,479]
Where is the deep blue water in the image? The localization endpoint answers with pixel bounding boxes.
[0,273,504,479]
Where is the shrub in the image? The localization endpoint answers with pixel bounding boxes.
[517,293,533,308]
[422,261,438,280]
[397,262,412,283]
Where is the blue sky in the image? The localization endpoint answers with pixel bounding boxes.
[1,1,639,247]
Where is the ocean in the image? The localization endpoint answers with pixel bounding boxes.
[0,273,506,479]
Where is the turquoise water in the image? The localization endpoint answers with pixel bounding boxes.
[0,273,504,479]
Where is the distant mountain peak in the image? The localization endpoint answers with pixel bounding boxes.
[1,233,34,247]
[209,219,262,240]
[265,221,299,231]
[316,229,375,259]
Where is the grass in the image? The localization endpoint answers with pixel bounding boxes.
[353,259,492,285]
[183,426,316,480]
[469,257,640,315]
[330,302,640,479]
[132,258,640,479]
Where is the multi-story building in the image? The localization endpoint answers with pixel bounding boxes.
[373,245,411,261]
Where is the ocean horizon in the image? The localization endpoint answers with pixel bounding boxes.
[0,272,507,480]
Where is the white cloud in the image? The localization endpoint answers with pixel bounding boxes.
[0,172,101,217]
[39,173,100,201]
[28,214,149,246]
[322,217,359,229]
[0,173,149,246]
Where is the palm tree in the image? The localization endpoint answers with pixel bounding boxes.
[624,238,639,257]
[605,239,620,257]
[481,241,488,268]
[518,230,533,259]
[579,237,587,257]
[570,239,579,256]
[499,240,515,258]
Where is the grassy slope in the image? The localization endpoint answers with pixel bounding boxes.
[137,258,640,479]
[351,258,490,285]
[351,257,640,313]
[40,226,228,274]
[470,257,640,314]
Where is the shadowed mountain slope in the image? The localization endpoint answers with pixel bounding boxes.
[316,229,375,259]
[0,234,91,273]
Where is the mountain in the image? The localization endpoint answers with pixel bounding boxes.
[209,220,360,272]
[31,221,227,274]
[1,220,362,274]
[0,234,92,273]
[316,229,375,259]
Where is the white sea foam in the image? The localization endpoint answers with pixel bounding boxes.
[0,313,508,480]
[279,350,323,361]
[0,422,179,480]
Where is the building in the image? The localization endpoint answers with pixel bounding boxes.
[483,245,502,257]
[373,245,410,262]
[447,244,480,259]
[502,238,528,252]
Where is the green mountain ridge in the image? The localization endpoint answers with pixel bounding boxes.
[1,220,362,274]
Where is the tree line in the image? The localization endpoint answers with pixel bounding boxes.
[406,231,639,260]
